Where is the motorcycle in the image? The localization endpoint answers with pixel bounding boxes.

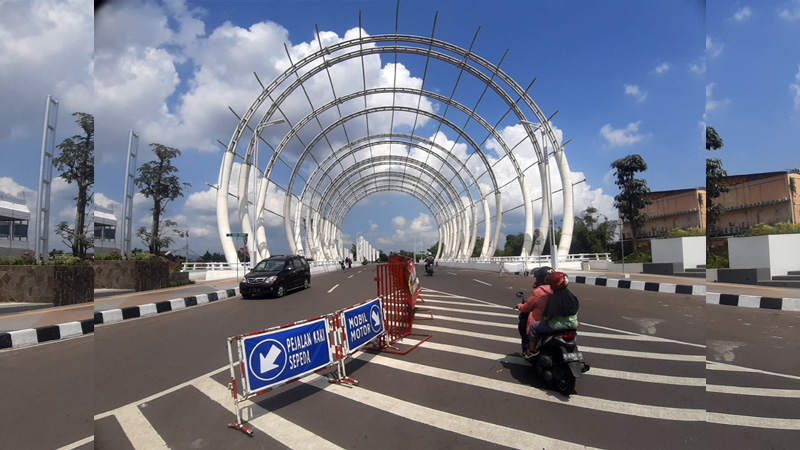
[425,263,434,276]
[515,292,590,395]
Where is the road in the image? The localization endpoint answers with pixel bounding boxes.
[2,265,799,449]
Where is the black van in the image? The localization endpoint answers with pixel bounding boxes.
[239,255,311,299]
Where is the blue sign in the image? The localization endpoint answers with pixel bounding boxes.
[241,318,331,395]
[343,297,385,352]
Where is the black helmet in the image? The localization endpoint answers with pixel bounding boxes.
[533,266,553,285]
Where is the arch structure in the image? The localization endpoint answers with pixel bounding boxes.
[217,29,575,264]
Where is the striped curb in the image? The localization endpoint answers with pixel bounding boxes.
[573,275,706,296]
[705,292,800,311]
[0,319,94,350]
[0,288,238,350]
[94,288,239,325]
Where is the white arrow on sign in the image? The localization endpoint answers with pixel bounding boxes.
[260,345,282,374]
[371,309,381,327]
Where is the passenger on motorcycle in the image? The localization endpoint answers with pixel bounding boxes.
[527,271,579,356]
[515,266,553,356]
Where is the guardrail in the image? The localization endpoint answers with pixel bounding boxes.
[182,254,611,272]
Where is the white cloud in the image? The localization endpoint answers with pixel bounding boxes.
[690,59,706,74]
[624,84,648,102]
[780,1,800,21]
[392,216,406,227]
[792,66,800,110]
[0,0,93,143]
[706,83,731,116]
[654,62,670,74]
[706,36,724,59]
[369,220,378,231]
[599,122,652,147]
[732,7,752,21]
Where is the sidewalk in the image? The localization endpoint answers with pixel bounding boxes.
[0,278,240,348]
[571,269,800,311]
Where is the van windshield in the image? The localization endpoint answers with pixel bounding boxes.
[254,260,286,271]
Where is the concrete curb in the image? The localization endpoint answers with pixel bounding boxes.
[705,292,800,311]
[573,275,706,296]
[0,288,239,350]
[0,319,94,350]
[94,288,239,325]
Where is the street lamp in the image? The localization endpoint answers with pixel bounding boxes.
[519,119,558,270]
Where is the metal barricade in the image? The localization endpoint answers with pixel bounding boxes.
[371,258,431,354]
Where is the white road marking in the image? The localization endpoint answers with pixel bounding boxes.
[193,376,345,448]
[328,284,339,293]
[115,404,169,448]
[55,436,94,450]
[706,384,800,398]
[412,323,705,362]
[402,338,706,387]
[348,275,354,279]
[299,366,601,450]
[448,272,458,275]
[473,279,492,286]
[707,361,800,381]
[365,352,705,422]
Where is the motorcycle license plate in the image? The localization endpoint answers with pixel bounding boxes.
[563,352,584,362]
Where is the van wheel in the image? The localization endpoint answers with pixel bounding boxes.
[303,278,310,289]
[275,284,285,298]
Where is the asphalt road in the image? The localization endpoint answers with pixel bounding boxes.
[2,265,799,449]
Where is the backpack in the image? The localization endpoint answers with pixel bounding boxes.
[543,288,579,318]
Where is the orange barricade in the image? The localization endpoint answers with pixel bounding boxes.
[370,256,432,354]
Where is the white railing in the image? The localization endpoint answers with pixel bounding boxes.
[438,253,611,264]
[182,261,251,272]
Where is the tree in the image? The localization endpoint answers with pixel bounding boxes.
[499,232,524,256]
[571,208,617,254]
[471,236,484,257]
[135,144,191,255]
[706,126,729,235]
[610,154,652,253]
[53,112,94,258]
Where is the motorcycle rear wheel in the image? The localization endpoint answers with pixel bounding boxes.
[554,366,576,395]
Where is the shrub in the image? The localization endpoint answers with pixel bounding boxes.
[45,254,88,266]
[128,251,161,261]
[706,253,729,269]
[170,279,195,287]
[0,256,37,265]
[95,252,123,261]
[613,251,652,263]
[663,227,706,238]
[746,223,800,236]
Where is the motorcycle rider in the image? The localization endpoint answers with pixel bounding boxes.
[425,252,435,274]
[515,266,553,356]
[527,271,579,355]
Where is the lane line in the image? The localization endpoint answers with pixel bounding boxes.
[706,384,800,398]
[115,404,169,449]
[473,279,492,286]
[402,338,706,387]
[55,436,94,450]
[348,275,354,279]
[328,284,339,293]
[193,376,345,448]
[707,361,800,381]
[364,352,706,422]
[299,367,600,450]
[412,323,705,362]
[416,314,703,347]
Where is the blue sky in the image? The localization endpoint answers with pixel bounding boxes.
[1,0,797,258]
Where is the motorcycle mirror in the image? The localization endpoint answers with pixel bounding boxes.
[516,291,524,298]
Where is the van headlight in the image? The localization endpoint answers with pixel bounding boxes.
[265,276,277,284]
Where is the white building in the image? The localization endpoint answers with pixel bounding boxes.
[0,194,31,258]
[94,205,118,255]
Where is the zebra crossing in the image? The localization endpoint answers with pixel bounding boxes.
[82,287,800,449]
